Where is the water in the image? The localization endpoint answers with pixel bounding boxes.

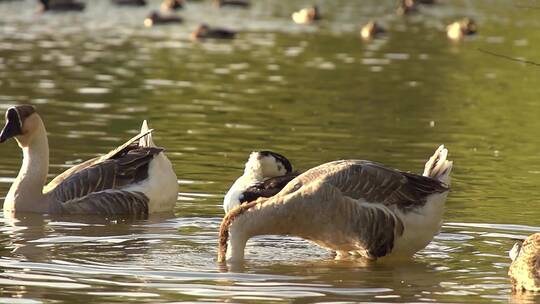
[1,0,540,302]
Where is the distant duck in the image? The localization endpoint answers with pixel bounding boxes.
[190,24,236,41]
[213,0,249,8]
[396,0,417,15]
[0,105,178,216]
[111,0,146,6]
[218,145,453,263]
[446,18,477,40]
[38,0,85,12]
[161,0,184,11]
[360,21,385,40]
[144,11,183,27]
[223,151,299,213]
[509,234,540,292]
[292,5,321,24]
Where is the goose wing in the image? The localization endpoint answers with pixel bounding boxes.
[49,190,149,217]
[44,130,153,192]
[47,146,163,207]
[240,173,300,203]
[283,160,448,212]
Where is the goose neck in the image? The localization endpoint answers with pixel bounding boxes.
[4,125,49,213]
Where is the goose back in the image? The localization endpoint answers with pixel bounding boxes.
[280,160,448,213]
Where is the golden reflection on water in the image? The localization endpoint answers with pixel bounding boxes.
[0,0,540,302]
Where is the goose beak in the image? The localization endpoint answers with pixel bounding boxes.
[0,109,22,143]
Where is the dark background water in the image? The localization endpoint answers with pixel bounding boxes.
[1,0,540,302]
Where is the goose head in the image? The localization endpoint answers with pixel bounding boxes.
[223,151,292,213]
[0,105,40,148]
[243,150,292,179]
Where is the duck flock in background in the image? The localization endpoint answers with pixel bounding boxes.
[34,0,477,42]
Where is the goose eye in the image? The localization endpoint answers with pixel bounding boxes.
[277,165,283,171]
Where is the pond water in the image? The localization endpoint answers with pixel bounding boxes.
[1,0,540,302]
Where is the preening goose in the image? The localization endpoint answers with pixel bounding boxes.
[223,151,298,213]
[218,146,452,263]
[0,105,178,216]
[508,233,540,292]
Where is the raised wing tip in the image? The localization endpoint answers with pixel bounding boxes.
[140,120,150,132]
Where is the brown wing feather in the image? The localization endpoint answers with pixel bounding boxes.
[48,147,163,203]
[280,160,448,212]
[240,172,300,203]
[44,130,153,192]
[49,190,149,217]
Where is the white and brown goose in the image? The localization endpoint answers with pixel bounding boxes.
[508,233,540,292]
[223,151,298,213]
[0,105,178,217]
[218,146,453,263]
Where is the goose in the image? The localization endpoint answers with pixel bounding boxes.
[0,105,178,216]
[360,21,385,40]
[218,145,452,263]
[112,0,147,6]
[213,0,249,8]
[190,24,236,41]
[161,0,184,11]
[446,18,477,41]
[144,11,183,27]
[223,151,299,213]
[292,5,321,25]
[508,233,540,292]
[38,0,85,12]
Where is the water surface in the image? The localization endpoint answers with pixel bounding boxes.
[1,0,540,302]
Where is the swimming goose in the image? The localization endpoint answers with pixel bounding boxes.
[38,0,85,12]
[223,151,298,213]
[360,21,385,40]
[218,145,452,263]
[292,5,321,25]
[144,11,183,27]
[0,105,178,216]
[446,18,477,41]
[112,0,147,6]
[190,24,236,41]
[508,233,540,292]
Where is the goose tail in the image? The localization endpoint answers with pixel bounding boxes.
[139,120,156,147]
[422,145,453,186]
